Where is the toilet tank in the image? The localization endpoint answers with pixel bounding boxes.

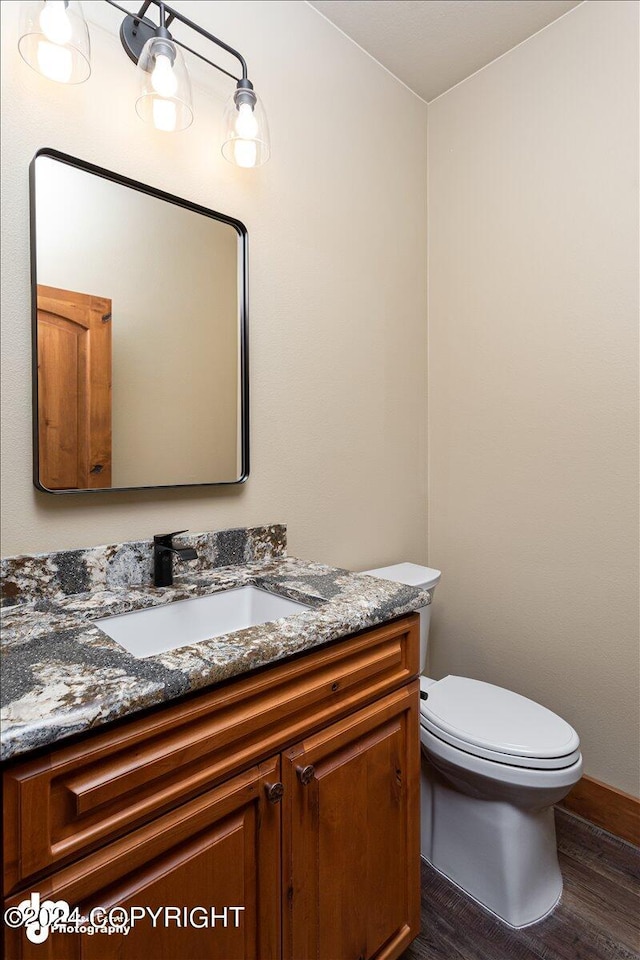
[362,563,441,674]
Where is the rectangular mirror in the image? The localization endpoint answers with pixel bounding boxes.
[30,149,249,493]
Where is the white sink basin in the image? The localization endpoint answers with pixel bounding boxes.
[95,585,310,659]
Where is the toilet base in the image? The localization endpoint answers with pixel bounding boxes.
[421,759,564,928]
[421,855,562,929]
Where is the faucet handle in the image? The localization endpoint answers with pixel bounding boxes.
[153,529,189,545]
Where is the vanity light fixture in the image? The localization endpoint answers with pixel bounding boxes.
[108,0,270,165]
[18,1,91,84]
[17,0,271,167]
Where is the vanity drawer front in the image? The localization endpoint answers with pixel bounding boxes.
[3,614,419,893]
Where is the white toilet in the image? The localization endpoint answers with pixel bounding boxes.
[363,563,583,929]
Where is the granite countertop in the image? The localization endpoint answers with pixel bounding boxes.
[0,554,429,762]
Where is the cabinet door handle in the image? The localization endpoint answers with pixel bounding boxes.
[265,782,285,803]
[296,764,315,786]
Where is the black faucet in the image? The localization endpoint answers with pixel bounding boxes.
[153,530,198,587]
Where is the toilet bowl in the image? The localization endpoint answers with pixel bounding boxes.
[363,563,582,928]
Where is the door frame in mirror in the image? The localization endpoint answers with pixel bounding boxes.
[30,148,249,494]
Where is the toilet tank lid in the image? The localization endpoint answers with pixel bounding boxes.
[362,562,441,590]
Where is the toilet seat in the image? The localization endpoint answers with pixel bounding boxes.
[420,675,581,770]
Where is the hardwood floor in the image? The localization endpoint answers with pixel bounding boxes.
[401,808,640,960]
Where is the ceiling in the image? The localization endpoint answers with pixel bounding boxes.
[308,0,582,101]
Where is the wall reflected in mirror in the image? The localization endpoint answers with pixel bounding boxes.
[31,151,248,493]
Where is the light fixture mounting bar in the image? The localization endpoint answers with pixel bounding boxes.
[105,0,249,80]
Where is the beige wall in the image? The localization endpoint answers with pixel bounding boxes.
[1,1,428,564]
[35,157,240,485]
[427,0,639,796]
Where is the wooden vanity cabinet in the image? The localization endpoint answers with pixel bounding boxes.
[3,614,421,960]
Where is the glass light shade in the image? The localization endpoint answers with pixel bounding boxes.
[221,91,270,168]
[135,36,193,133]
[18,0,91,84]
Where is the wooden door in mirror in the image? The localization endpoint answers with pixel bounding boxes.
[37,285,112,489]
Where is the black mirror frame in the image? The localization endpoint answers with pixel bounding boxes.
[30,148,249,494]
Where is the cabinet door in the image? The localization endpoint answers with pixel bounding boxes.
[282,683,420,960]
[4,759,281,960]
